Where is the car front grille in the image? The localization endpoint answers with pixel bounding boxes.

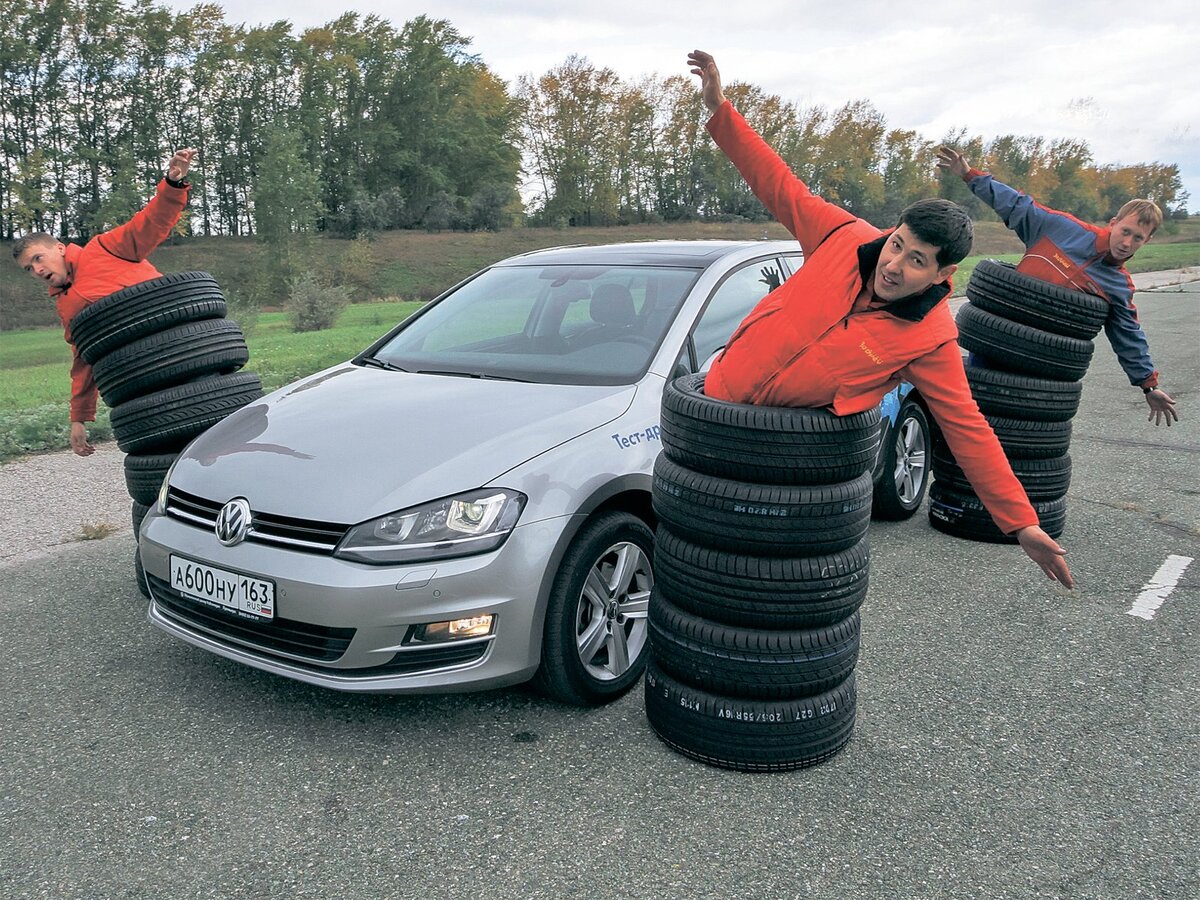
[150,574,490,676]
[149,573,355,661]
[166,487,349,554]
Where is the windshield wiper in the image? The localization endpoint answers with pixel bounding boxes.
[416,369,531,383]
[359,356,408,372]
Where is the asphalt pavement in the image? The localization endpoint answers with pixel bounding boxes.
[1,278,1197,900]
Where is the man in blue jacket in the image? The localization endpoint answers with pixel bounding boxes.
[937,146,1177,426]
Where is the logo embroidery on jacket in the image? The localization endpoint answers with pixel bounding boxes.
[859,341,883,365]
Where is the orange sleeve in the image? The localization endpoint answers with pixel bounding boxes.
[68,346,98,424]
[706,101,856,257]
[95,179,189,262]
[903,342,1038,534]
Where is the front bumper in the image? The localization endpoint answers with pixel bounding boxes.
[140,508,568,693]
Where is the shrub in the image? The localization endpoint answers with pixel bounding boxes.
[224,285,261,336]
[336,234,378,302]
[286,271,349,333]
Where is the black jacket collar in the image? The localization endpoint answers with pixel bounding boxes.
[857,233,950,322]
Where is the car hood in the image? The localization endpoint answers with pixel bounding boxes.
[171,365,636,523]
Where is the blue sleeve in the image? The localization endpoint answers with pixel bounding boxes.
[968,173,1055,248]
[1103,299,1156,386]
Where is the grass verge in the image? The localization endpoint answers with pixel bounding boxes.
[3,235,1197,462]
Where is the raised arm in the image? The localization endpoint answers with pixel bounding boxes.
[937,145,1053,248]
[687,49,727,115]
[97,147,195,262]
[167,148,197,183]
[690,50,856,255]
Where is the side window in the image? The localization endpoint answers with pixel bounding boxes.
[690,259,784,370]
[779,251,805,277]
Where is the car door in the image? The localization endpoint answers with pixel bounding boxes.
[680,256,790,375]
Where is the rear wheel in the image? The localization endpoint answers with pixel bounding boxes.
[872,398,930,520]
[533,512,654,706]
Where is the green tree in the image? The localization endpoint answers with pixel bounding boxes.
[519,55,624,226]
[370,16,519,230]
[1043,138,1097,220]
[818,100,886,221]
[252,123,322,298]
[880,129,936,224]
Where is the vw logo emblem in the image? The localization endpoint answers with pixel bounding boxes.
[215,498,252,546]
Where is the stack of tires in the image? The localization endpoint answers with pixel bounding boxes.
[929,260,1107,542]
[67,272,264,596]
[645,374,880,771]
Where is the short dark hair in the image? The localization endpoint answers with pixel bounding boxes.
[898,199,973,267]
[11,232,57,260]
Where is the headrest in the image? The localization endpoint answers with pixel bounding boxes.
[589,283,636,327]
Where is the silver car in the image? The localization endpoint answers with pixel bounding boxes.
[140,240,930,705]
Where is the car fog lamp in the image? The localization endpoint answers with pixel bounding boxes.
[414,615,495,643]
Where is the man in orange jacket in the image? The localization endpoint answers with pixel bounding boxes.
[12,147,196,457]
[688,50,1073,589]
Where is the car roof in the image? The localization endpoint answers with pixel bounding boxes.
[491,240,801,269]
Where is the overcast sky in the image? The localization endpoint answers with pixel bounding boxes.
[162,0,1199,210]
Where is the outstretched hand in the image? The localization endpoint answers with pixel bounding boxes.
[1145,388,1178,426]
[1017,525,1073,589]
[167,148,198,182]
[69,422,95,457]
[687,50,727,115]
[936,146,971,179]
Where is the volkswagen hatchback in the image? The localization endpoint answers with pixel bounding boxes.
[140,241,930,705]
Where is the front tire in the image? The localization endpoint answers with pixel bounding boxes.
[533,512,654,706]
[872,398,930,520]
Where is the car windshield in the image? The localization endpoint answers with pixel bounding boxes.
[367,264,700,385]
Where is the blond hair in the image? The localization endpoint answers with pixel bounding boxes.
[1115,199,1163,235]
[11,232,58,260]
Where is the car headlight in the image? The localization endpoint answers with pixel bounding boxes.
[156,455,181,513]
[335,489,526,564]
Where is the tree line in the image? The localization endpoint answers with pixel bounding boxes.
[0,0,1187,244]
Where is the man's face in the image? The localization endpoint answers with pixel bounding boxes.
[16,240,70,289]
[872,225,956,302]
[1107,213,1153,263]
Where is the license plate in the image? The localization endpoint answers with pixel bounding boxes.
[169,555,275,620]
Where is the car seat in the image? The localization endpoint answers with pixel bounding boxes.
[585,284,637,343]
